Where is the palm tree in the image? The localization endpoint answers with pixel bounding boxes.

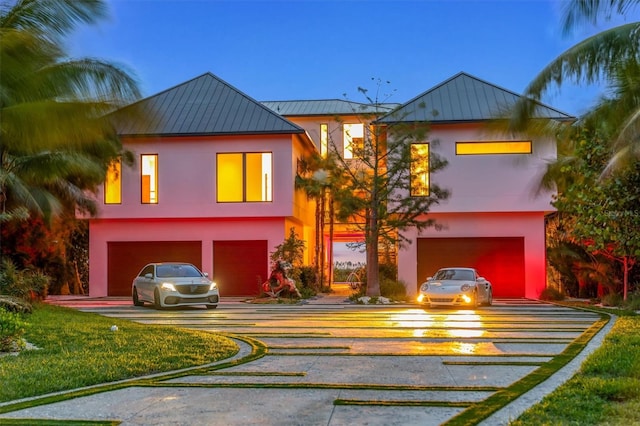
[0,0,141,221]
[508,0,640,170]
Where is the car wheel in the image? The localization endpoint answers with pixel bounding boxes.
[206,304,217,310]
[153,289,162,309]
[486,289,493,306]
[132,288,144,307]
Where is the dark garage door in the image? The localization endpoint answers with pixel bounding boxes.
[417,237,525,298]
[107,241,202,296]
[213,240,268,296]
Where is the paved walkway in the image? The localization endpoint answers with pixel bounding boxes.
[0,295,613,425]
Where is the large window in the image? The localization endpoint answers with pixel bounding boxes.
[343,123,364,159]
[217,152,272,202]
[410,143,430,196]
[320,123,328,157]
[141,154,158,204]
[104,159,121,204]
[456,141,532,155]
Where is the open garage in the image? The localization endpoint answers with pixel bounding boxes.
[417,237,525,297]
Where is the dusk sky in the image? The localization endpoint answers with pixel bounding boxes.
[68,0,637,117]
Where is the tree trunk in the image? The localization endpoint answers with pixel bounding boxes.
[328,195,335,290]
[366,207,380,297]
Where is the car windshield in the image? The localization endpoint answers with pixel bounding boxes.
[433,269,474,281]
[156,264,202,278]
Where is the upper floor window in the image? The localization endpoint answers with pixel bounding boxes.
[410,143,430,196]
[320,123,328,157]
[217,152,272,202]
[141,154,158,204]
[456,141,532,155]
[104,159,121,204]
[343,123,364,159]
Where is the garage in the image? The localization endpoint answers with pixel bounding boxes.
[417,237,525,297]
[213,240,268,296]
[107,241,202,296]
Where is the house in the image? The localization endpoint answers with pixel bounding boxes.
[378,72,573,298]
[88,73,317,297]
[266,73,573,299]
[89,71,572,299]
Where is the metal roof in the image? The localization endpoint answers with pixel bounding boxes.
[261,99,400,116]
[377,72,574,123]
[112,73,304,136]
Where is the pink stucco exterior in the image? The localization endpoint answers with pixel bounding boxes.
[88,133,316,297]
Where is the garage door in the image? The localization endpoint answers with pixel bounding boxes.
[213,240,268,296]
[107,241,202,297]
[417,237,525,297]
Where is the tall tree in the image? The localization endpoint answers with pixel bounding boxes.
[551,127,640,300]
[329,82,449,297]
[508,0,640,170]
[0,0,140,222]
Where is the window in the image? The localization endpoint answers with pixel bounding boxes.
[343,123,364,159]
[104,159,121,204]
[320,123,328,157]
[217,152,272,202]
[456,141,532,155]
[410,143,429,196]
[141,154,158,204]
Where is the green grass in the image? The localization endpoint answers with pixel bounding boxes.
[0,304,239,402]
[510,313,640,426]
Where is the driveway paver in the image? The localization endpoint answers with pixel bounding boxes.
[0,297,610,425]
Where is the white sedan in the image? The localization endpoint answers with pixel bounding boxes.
[417,267,492,308]
[132,262,219,309]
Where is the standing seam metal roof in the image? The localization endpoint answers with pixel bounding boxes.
[111,72,305,136]
[261,99,400,116]
[377,72,574,123]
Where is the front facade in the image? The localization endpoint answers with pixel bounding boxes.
[88,73,317,297]
[89,71,572,299]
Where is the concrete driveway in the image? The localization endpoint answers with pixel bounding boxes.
[1,295,611,425]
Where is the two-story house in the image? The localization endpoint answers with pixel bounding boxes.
[89,73,317,297]
[266,73,573,299]
[89,71,572,299]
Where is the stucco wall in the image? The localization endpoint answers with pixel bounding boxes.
[398,212,547,299]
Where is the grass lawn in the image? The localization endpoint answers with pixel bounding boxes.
[0,303,239,402]
[511,308,640,426]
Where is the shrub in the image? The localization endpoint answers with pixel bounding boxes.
[539,286,566,301]
[380,278,407,301]
[0,307,27,352]
[0,259,50,301]
[622,291,640,311]
[602,292,623,307]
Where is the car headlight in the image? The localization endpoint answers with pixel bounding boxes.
[417,294,425,302]
[161,282,176,291]
[209,282,217,290]
[461,284,471,292]
[420,283,429,291]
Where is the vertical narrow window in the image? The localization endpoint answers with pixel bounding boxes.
[245,153,272,201]
[343,123,364,159]
[104,159,121,204]
[410,143,430,196]
[320,123,328,157]
[141,154,158,204]
[217,152,272,202]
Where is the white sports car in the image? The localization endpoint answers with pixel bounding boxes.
[417,267,492,308]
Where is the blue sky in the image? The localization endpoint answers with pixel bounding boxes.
[68,0,637,117]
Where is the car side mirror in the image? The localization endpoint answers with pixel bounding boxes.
[203,272,209,277]
[144,273,153,279]
[477,277,486,282]
[426,277,432,281]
